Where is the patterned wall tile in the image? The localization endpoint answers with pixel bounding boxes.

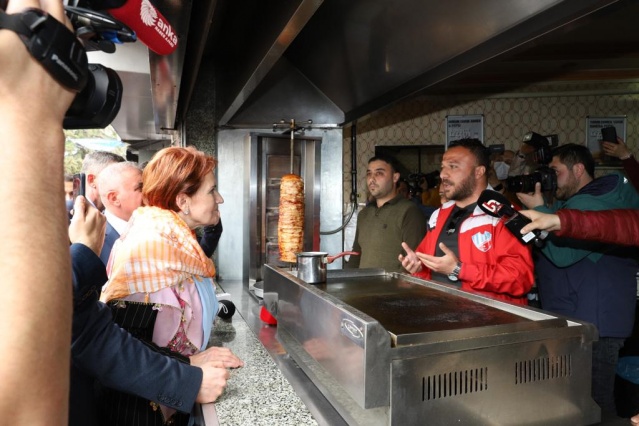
[343,81,639,204]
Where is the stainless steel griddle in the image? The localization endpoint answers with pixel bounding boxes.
[263,265,600,426]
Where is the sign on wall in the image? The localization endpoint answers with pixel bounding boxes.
[585,116,626,165]
[446,115,484,148]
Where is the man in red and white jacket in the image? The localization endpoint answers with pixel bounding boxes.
[399,138,534,305]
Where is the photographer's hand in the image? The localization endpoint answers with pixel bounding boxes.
[69,196,106,256]
[516,182,544,209]
[1,0,76,123]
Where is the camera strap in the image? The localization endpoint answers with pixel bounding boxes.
[0,8,88,91]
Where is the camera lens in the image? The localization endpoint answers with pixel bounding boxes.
[63,64,122,129]
[505,169,557,193]
[505,174,537,193]
[538,168,558,193]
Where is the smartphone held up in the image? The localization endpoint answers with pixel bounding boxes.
[72,173,86,202]
[601,126,618,144]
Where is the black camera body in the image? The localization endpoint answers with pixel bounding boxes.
[408,170,440,190]
[487,143,505,155]
[63,5,128,129]
[505,131,559,194]
[505,166,557,193]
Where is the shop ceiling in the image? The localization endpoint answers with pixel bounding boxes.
[96,0,639,148]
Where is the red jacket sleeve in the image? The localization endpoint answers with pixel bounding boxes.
[622,156,639,192]
[557,209,639,247]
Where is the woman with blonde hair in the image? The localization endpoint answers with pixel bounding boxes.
[101,146,230,425]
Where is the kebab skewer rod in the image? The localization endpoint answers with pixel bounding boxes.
[278,119,305,263]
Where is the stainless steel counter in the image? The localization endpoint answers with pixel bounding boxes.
[204,277,630,426]
[263,266,601,426]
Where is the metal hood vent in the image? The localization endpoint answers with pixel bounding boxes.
[87,0,192,150]
[201,0,637,128]
[98,0,639,143]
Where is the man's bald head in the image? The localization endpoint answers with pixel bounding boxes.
[97,162,143,221]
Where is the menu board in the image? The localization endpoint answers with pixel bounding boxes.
[586,116,626,165]
[446,115,484,148]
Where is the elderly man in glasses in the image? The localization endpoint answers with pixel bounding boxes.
[399,138,534,305]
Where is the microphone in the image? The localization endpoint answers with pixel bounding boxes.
[478,189,548,247]
[78,0,178,55]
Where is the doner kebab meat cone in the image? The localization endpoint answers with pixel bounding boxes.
[278,174,304,262]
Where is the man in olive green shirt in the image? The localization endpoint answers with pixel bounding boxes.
[346,154,427,272]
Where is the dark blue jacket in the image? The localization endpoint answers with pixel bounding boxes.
[70,244,202,425]
[199,219,223,258]
[534,173,639,338]
[99,221,119,265]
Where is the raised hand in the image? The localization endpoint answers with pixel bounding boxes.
[415,242,459,276]
[398,242,423,273]
[68,196,106,255]
[519,209,561,234]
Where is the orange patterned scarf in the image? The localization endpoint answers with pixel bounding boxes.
[102,206,216,302]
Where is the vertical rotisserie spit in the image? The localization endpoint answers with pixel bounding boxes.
[278,173,304,262]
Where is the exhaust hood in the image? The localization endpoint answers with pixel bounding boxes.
[100,0,639,144]
[202,0,637,128]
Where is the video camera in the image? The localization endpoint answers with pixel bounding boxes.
[64,2,137,129]
[406,144,505,191]
[63,63,122,129]
[63,0,178,128]
[408,170,440,190]
[504,131,558,194]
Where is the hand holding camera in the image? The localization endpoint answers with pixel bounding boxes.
[515,182,546,210]
[69,195,106,256]
[504,131,558,195]
[0,0,78,122]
